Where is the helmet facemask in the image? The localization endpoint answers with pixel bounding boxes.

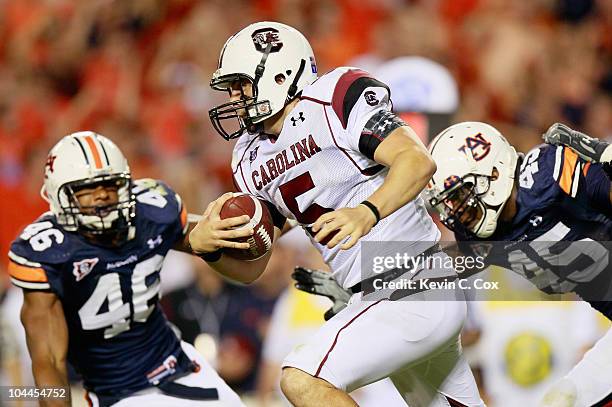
[209,73,273,140]
[428,171,506,238]
[58,173,135,246]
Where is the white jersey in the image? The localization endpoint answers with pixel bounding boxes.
[232,67,440,288]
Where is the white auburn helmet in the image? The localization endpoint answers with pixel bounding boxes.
[426,122,518,238]
[41,131,135,243]
[209,21,317,140]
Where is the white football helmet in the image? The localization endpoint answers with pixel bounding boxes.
[209,21,317,140]
[41,131,135,243]
[426,122,519,238]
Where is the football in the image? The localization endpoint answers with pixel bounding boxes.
[220,193,274,261]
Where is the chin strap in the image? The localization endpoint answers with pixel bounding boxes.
[287,58,306,100]
[253,42,273,89]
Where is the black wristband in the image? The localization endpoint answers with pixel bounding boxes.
[200,250,222,262]
[360,200,380,226]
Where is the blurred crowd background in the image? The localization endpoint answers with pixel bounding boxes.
[0,0,610,406]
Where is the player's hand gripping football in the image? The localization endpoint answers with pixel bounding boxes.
[311,205,377,250]
[543,122,612,164]
[292,267,352,320]
[188,192,254,254]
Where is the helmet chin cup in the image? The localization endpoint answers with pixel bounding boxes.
[248,101,272,120]
[473,206,500,238]
[78,213,133,247]
[209,97,272,140]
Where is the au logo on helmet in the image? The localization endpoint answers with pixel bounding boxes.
[458,133,492,161]
[251,28,283,53]
[45,154,57,174]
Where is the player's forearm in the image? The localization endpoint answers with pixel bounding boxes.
[367,148,436,219]
[21,292,70,406]
[206,252,270,284]
[31,360,70,406]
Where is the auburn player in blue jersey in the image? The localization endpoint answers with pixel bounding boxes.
[8,132,245,406]
[296,122,612,406]
[426,122,612,407]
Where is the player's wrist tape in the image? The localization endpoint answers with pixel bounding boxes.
[360,201,380,226]
[200,250,222,262]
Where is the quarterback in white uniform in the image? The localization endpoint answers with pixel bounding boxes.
[189,22,484,406]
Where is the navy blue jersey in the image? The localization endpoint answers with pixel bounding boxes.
[456,144,612,318]
[8,179,189,396]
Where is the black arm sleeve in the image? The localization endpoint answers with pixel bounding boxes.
[359,110,407,160]
[263,200,287,230]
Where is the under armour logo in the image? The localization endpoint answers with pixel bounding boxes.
[290,112,305,126]
[529,216,543,227]
[147,235,163,249]
[377,119,393,132]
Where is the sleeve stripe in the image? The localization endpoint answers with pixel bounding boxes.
[8,261,48,283]
[571,162,581,197]
[8,250,42,267]
[553,146,563,181]
[583,162,591,176]
[10,277,51,290]
[174,193,188,233]
[559,147,579,194]
[332,69,370,129]
[180,205,187,228]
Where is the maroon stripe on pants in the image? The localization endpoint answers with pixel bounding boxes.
[315,300,382,377]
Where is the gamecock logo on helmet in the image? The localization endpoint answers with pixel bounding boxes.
[251,28,283,53]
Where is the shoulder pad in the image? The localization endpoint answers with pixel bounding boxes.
[517,144,568,205]
[303,67,390,129]
[544,144,585,198]
[133,178,183,226]
[301,67,352,103]
[10,215,73,265]
[9,216,70,290]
